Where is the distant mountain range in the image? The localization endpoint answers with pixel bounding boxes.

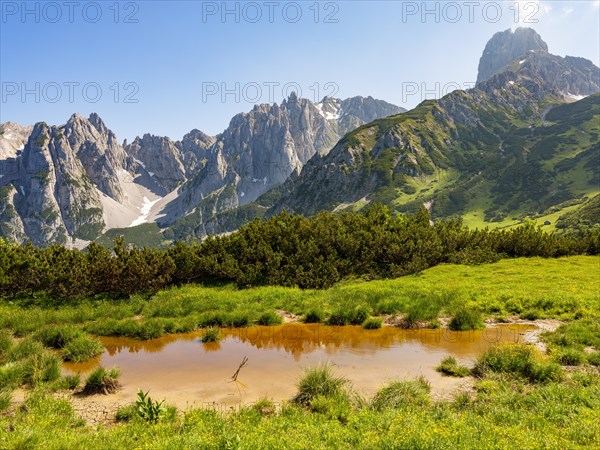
[1,28,598,247]
[0,94,403,245]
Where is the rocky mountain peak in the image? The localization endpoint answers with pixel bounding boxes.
[477,27,549,84]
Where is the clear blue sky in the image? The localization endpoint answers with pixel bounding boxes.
[1,1,599,142]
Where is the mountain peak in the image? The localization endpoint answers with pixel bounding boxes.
[477,27,548,84]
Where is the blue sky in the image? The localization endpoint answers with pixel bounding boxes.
[1,1,599,142]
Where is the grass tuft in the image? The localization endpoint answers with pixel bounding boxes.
[82,367,120,395]
[474,343,562,383]
[449,308,484,331]
[304,309,325,323]
[62,335,104,363]
[294,364,349,406]
[371,376,431,410]
[201,328,221,343]
[362,317,383,329]
[257,311,283,326]
[436,356,471,377]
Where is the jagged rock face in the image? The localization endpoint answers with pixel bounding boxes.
[123,130,216,193]
[168,94,405,222]
[477,27,548,84]
[0,114,138,245]
[177,129,216,167]
[0,122,32,159]
[63,113,129,202]
[10,123,69,245]
[125,134,186,192]
[338,96,405,135]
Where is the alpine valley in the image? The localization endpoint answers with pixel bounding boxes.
[1,28,598,248]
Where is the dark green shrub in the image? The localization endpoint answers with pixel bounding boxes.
[521,310,541,321]
[226,312,250,328]
[199,312,225,328]
[308,393,352,424]
[116,404,137,422]
[251,398,276,416]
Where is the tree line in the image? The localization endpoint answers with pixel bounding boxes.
[0,205,598,301]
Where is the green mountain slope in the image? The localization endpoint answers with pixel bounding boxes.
[262,81,598,232]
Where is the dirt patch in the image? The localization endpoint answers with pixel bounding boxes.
[276,310,301,323]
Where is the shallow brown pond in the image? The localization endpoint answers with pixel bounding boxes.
[64,323,537,409]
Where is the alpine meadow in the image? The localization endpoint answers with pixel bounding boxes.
[0,2,599,449]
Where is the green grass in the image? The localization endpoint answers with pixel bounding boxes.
[361,317,383,329]
[474,343,563,383]
[294,364,350,406]
[62,335,103,362]
[0,389,12,412]
[257,311,283,326]
[371,376,431,411]
[0,363,599,448]
[449,308,484,331]
[21,350,61,386]
[0,257,597,344]
[436,356,471,377]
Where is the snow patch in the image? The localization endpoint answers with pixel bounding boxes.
[129,196,160,227]
[519,59,526,64]
[148,172,155,177]
[18,185,25,195]
[134,158,146,169]
[240,191,245,198]
[263,176,267,185]
[508,81,515,85]
[567,93,586,101]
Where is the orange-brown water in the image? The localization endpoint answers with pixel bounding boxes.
[64,323,537,409]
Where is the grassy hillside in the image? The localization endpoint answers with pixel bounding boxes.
[1,256,597,338]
